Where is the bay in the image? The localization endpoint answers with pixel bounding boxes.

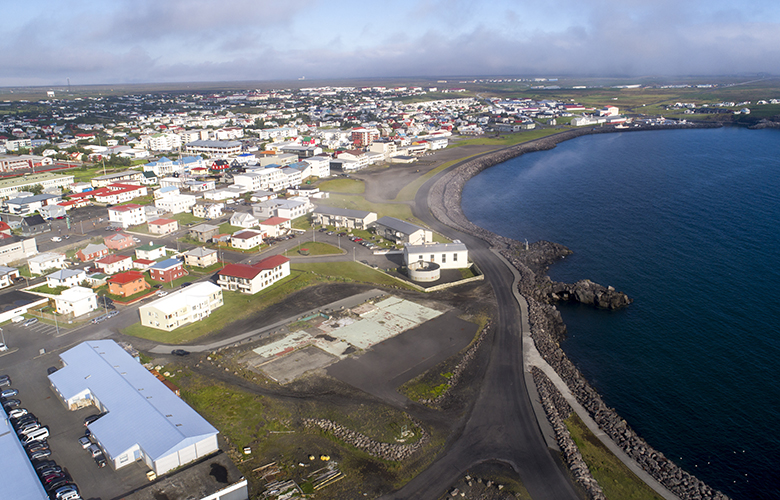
[461,127,780,500]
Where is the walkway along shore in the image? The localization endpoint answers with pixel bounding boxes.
[426,124,731,500]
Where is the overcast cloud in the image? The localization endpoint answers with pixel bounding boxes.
[1,0,778,86]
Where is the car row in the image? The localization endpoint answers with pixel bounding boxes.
[91,310,119,324]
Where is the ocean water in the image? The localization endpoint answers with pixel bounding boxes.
[461,127,780,500]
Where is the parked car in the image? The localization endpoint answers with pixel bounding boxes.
[33,460,57,473]
[87,443,102,458]
[47,366,59,375]
[94,452,107,468]
[8,408,27,419]
[106,310,119,318]
[22,318,38,327]
[29,449,52,460]
[83,414,104,426]
[78,436,91,448]
[0,374,10,383]
[45,478,73,494]
[156,290,168,297]
[2,398,21,409]
[171,349,190,356]
[180,282,193,288]
[1,388,18,398]
[0,377,12,387]
[0,342,7,352]
[25,440,49,454]
[91,315,106,324]
[53,484,80,500]
[51,237,62,242]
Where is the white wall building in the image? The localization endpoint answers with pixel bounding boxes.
[155,192,197,214]
[139,282,224,331]
[28,252,65,275]
[48,340,219,475]
[404,242,469,269]
[108,204,147,228]
[54,286,98,317]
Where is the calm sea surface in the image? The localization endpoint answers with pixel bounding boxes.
[461,127,780,500]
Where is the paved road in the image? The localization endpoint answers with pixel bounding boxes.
[380,150,581,499]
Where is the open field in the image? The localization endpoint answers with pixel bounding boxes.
[314,193,418,222]
[318,178,366,194]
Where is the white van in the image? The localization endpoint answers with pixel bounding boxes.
[11,315,25,324]
[22,427,49,444]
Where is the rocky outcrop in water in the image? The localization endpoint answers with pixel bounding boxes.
[546,279,633,309]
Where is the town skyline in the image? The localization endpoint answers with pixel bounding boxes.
[3,0,780,87]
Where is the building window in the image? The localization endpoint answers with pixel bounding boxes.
[442,254,446,263]
[453,253,458,261]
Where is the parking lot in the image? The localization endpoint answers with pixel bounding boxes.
[1,329,151,499]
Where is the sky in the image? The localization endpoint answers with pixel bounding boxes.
[2,0,780,87]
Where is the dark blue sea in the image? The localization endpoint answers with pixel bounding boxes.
[461,127,780,500]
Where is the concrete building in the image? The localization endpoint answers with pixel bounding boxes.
[216,255,290,295]
[109,204,147,228]
[76,243,109,262]
[312,206,377,230]
[183,247,219,268]
[104,232,135,251]
[46,268,87,288]
[48,340,219,474]
[258,217,290,238]
[230,230,263,250]
[192,202,224,219]
[139,282,223,331]
[0,172,74,200]
[185,140,241,158]
[188,224,219,243]
[135,242,167,260]
[0,235,38,266]
[54,286,98,317]
[403,241,469,269]
[371,216,432,246]
[0,265,21,288]
[155,192,197,214]
[229,212,259,229]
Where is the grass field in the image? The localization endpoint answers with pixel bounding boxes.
[318,178,366,194]
[314,193,418,222]
[451,128,562,148]
[288,241,344,256]
[565,413,664,500]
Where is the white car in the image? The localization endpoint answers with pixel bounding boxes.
[51,237,62,242]
[156,290,168,297]
[0,343,8,352]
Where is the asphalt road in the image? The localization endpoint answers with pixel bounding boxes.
[377,149,581,499]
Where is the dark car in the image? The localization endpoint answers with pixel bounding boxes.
[2,398,21,409]
[26,441,49,453]
[83,413,104,426]
[94,452,107,468]
[171,349,190,356]
[47,367,58,375]
[29,449,52,460]
[45,478,73,493]
[180,282,193,288]
[33,460,56,472]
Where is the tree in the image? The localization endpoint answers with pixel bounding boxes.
[29,184,44,195]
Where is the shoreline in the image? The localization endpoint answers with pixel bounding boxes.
[426,123,731,500]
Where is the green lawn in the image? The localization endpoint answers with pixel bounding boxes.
[292,262,416,290]
[315,194,418,222]
[128,223,150,234]
[451,128,562,148]
[171,212,204,226]
[395,153,484,202]
[318,178,366,194]
[565,413,664,500]
[290,241,344,256]
[291,214,313,230]
[28,284,68,295]
[218,222,242,234]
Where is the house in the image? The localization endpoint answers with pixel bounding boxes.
[258,217,291,238]
[371,216,432,246]
[46,268,87,288]
[48,340,219,474]
[188,223,219,243]
[312,207,377,230]
[103,233,135,251]
[251,198,312,220]
[403,242,469,269]
[154,192,197,214]
[0,265,21,288]
[28,252,66,275]
[217,255,290,294]
[90,170,145,188]
[20,214,49,237]
[108,204,146,228]
[148,218,179,235]
[149,258,187,283]
[95,254,133,275]
[139,282,224,332]
[54,286,98,318]
[135,242,167,261]
[230,230,263,250]
[133,258,156,271]
[38,204,67,220]
[76,243,109,262]
[183,247,219,268]
[108,271,151,298]
[230,212,259,229]
[5,194,61,215]
[192,202,223,219]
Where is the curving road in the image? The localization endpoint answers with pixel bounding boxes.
[379,149,581,499]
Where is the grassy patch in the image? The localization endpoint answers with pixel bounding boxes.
[451,128,562,148]
[291,214,313,230]
[218,222,242,234]
[128,223,150,234]
[395,153,483,202]
[459,266,478,279]
[170,212,204,226]
[289,241,343,256]
[28,284,69,295]
[292,262,417,290]
[318,178,366,194]
[565,413,664,500]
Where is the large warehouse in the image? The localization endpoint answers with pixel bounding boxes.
[48,340,219,475]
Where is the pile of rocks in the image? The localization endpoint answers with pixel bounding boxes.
[302,417,429,462]
[532,366,606,500]
[420,322,492,406]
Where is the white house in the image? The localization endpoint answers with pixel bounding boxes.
[95,254,133,275]
[216,255,290,295]
[139,282,224,332]
[155,192,197,214]
[54,286,97,317]
[301,156,331,178]
[108,204,146,228]
[192,202,224,219]
[230,230,263,250]
[258,217,291,238]
[403,242,469,269]
[48,340,219,474]
[46,268,87,288]
[371,216,432,246]
[230,212,259,229]
[28,252,66,275]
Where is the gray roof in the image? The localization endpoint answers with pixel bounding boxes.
[0,411,49,499]
[46,268,85,280]
[82,243,108,254]
[187,140,241,148]
[0,265,18,275]
[189,223,219,233]
[184,247,217,257]
[313,206,373,218]
[49,340,218,462]
[373,216,426,235]
[6,194,60,205]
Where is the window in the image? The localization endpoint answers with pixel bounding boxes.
[442,254,446,263]
[430,254,435,262]
[453,253,458,261]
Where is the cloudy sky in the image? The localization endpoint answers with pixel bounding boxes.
[2,0,779,86]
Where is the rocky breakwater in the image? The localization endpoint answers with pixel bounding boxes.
[302,417,430,462]
[427,136,731,500]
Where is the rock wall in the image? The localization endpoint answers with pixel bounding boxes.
[427,129,731,500]
[302,417,430,462]
[532,366,606,500]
